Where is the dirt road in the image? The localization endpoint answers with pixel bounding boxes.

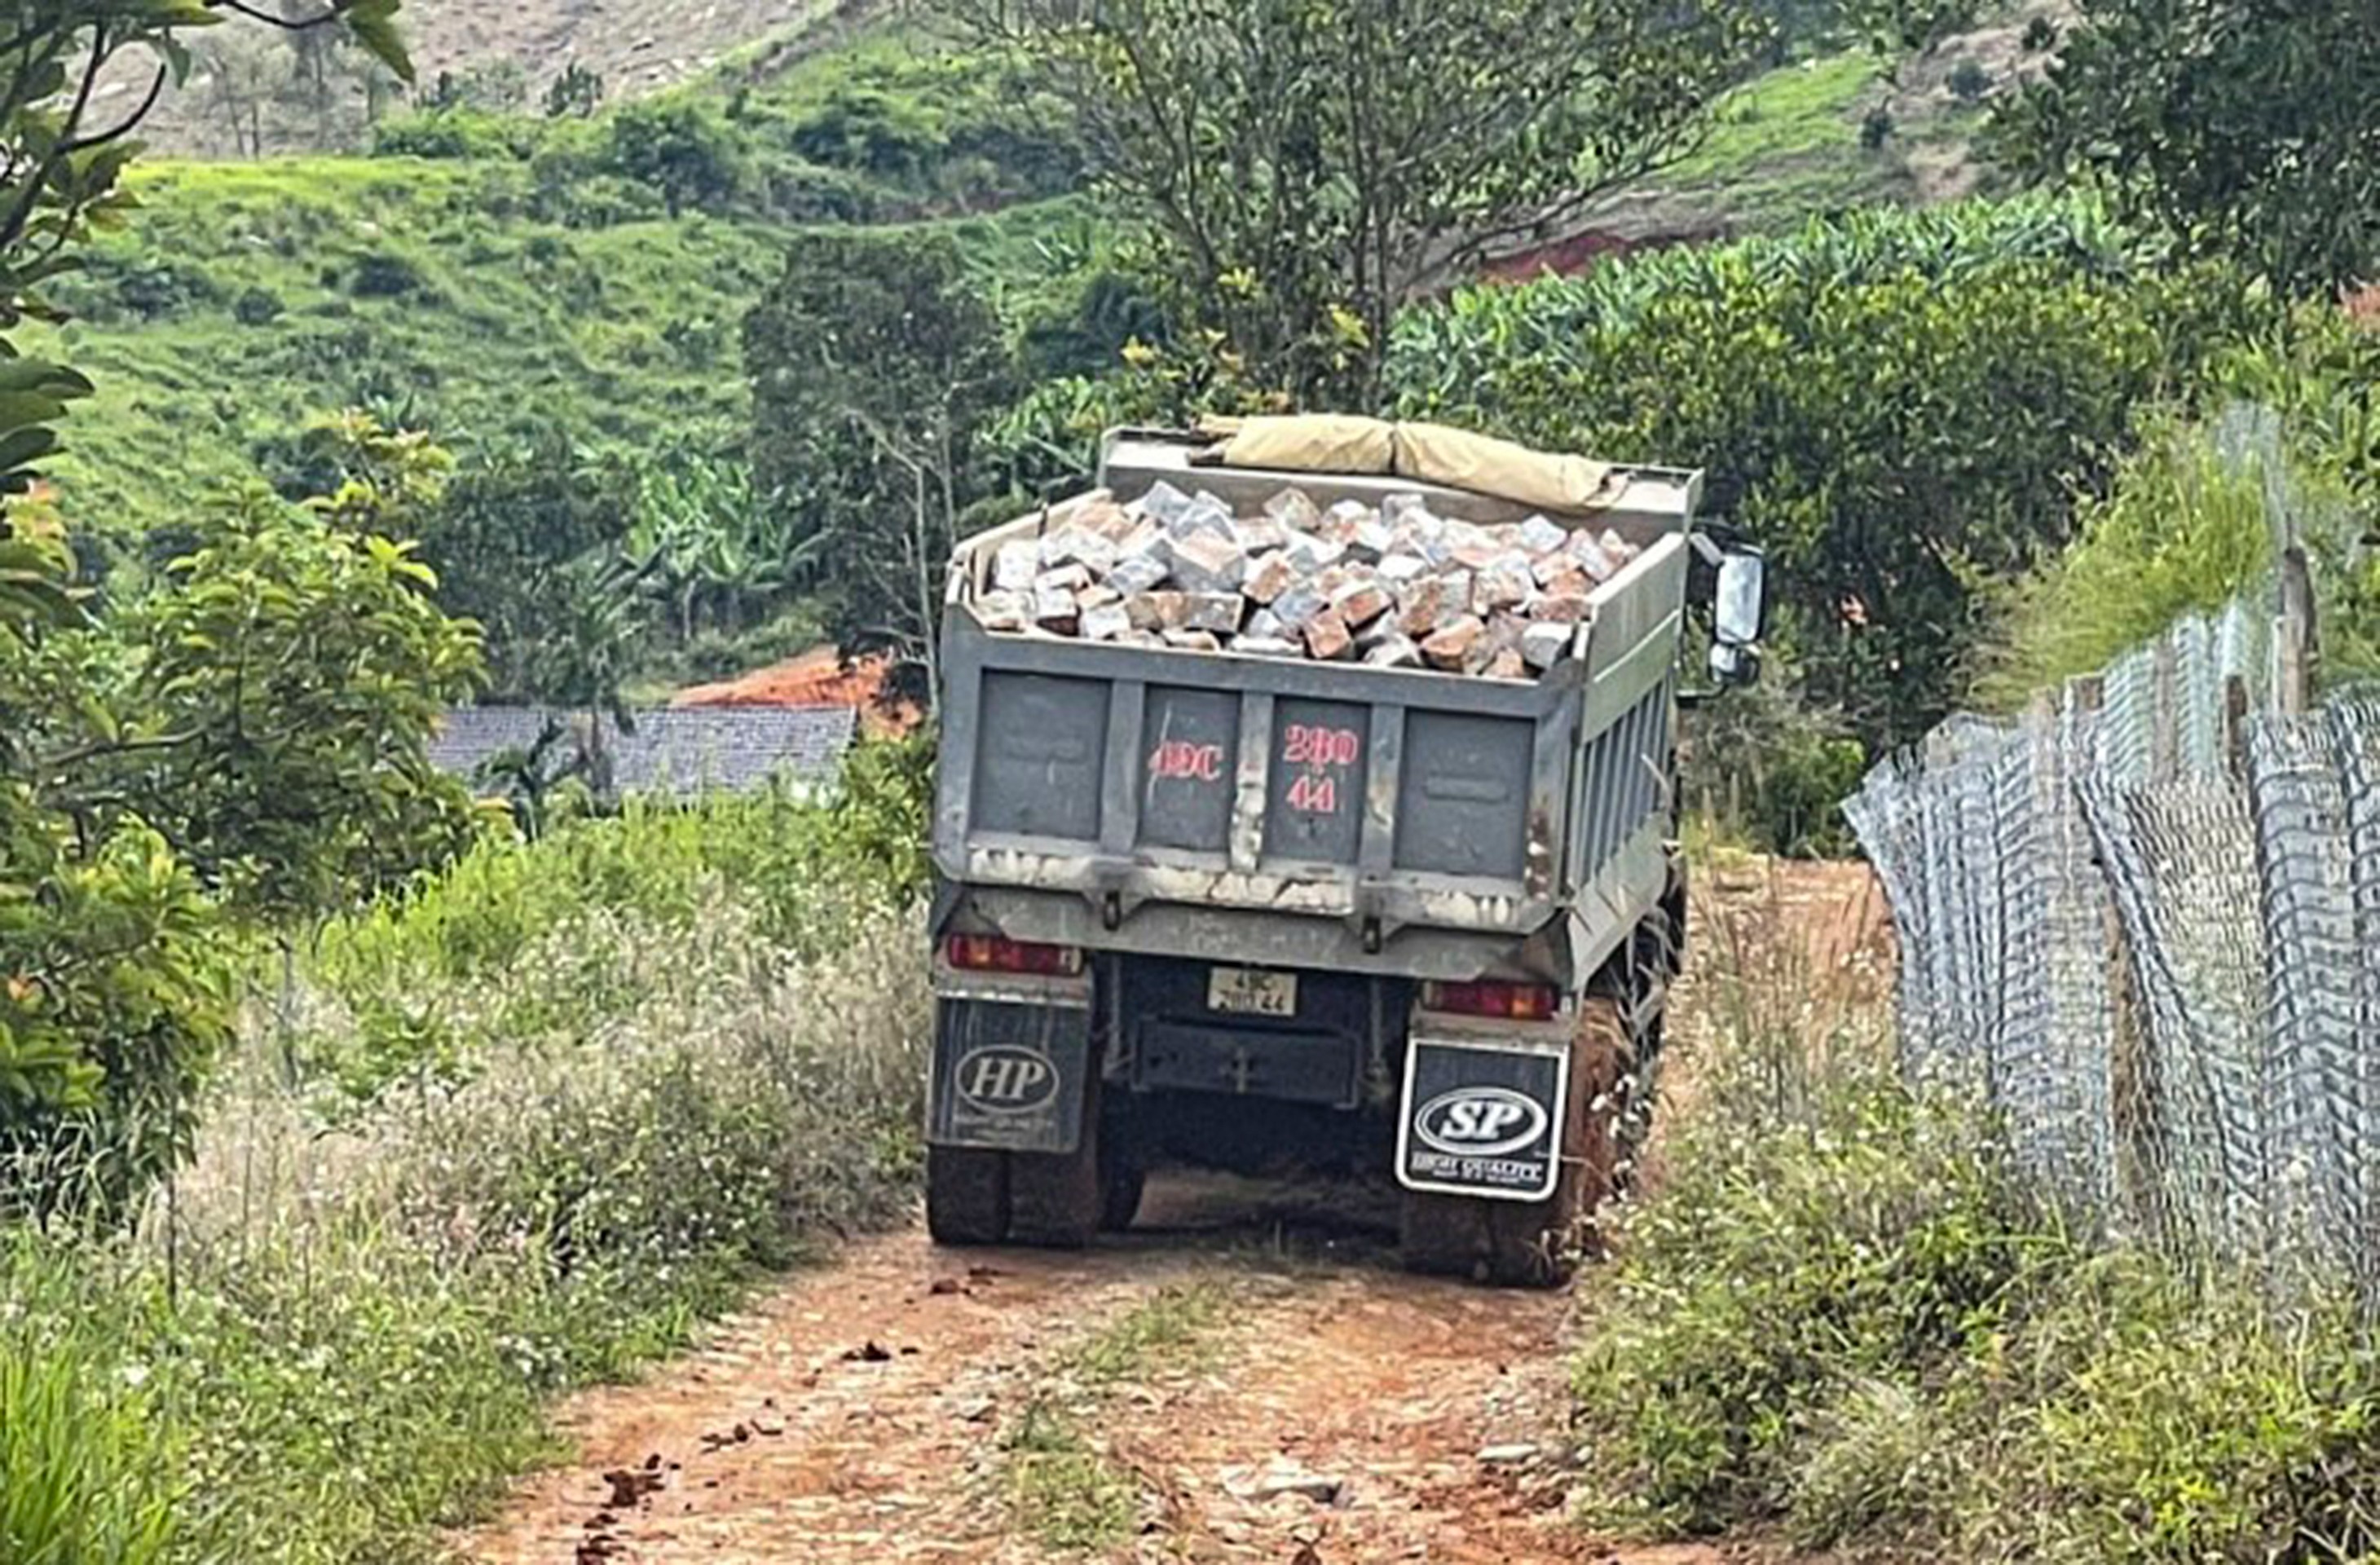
[465,863,1881,1565]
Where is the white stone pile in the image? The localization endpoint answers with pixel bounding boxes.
[976,480,1641,679]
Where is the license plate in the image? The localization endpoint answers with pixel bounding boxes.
[1207,967,1298,1016]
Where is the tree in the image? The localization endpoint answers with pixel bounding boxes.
[953,0,1766,403]
[0,2,433,1207]
[1390,200,2268,754]
[747,230,1011,698]
[1994,0,2380,298]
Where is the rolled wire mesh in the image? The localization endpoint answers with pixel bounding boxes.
[1847,595,2380,1285]
[2077,772,2271,1268]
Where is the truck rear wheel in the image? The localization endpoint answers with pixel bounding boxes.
[1398,994,1630,1287]
[1006,1072,1105,1249]
[927,1145,1011,1245]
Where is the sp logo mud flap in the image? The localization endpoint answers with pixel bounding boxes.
[930,998,1091,1154]
[1396,1039,1568,1201]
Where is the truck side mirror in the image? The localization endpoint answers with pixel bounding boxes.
[1709,546,1765,687]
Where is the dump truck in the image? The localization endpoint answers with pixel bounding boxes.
[923,421,1765,1284]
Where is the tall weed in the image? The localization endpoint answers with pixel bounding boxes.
[2,800,929,1563]
[1576,877,2380,1561]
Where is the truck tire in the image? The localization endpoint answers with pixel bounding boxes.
[1007,1074,1104,1248]
[1097,1113,1147,1232]
[927,1145,1011,1245]
[1398,994,1630,1287]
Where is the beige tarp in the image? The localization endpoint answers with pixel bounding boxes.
[1390,421,1616,514]
[1203,413,1396,474]
[1196,414,1615,513]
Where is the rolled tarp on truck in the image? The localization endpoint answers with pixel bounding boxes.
[923,422,1764,1285]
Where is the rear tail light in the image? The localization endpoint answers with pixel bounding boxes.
[942,935,1084,976]
[1420,980,1560,1021]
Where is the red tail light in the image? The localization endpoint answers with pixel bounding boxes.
[1420,980,1560,1021]
[942,935,1083,976]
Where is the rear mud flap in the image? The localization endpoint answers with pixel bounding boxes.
[929,997,1092,1154]
[1395,1038,1569,1202]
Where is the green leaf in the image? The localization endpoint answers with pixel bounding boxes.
[342,0,415,86]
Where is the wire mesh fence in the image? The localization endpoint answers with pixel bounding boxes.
[1847,571,2380,1294]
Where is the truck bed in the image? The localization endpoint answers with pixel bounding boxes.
[931,438,1699,986]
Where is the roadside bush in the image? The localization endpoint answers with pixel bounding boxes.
[1575,877,2380,1561]
[0,820,928,1563]
[601,98,748,217]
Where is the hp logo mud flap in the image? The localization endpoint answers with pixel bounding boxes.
[929,997,1091,1154]
[1395,1038,1568,1201]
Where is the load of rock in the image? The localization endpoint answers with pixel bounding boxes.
[975,480,1641,679]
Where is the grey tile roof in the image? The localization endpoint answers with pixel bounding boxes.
[427,705,859,797]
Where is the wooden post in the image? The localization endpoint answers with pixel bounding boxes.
[2149,633,2182,785]
[2223,673,2252,782]
[2277,544,2316,716]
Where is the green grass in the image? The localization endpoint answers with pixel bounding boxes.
[998,1281,1232,1553]
[0,788,933,1564]
[1570,883,2380,1562]
[1613,47,1991,236]
[33,149,1083,531]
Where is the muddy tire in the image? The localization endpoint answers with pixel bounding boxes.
[926,1144,1011,1246]
[1397,994,1631,1287]
[1007,1072,1104,1248]
[1098,1158,1146,1232]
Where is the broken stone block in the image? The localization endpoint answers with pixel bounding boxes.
[1108,549,1175,597]
[1567,532,1617,581]
[1531,591,1591,624]
[1234,513,1290,554]
[1303,609,1355,662]
[1534,552,1590,591]
[1235,635,1302,658]
[1377,553,1430,589]
[1486,611,1528,658]
[1179,593,1244,634]
[1356,611,1404,651]
[1074,498,1134,541]
[1166,490,1236,540]
[1078,582,1122,613]
[1161,628,1223,651]
[1382,492,1435,529]
[1081,602,1134,642]
[1517,514,1569,557]
[1263,487,1320,531]
[1043,528,1117,575]
[1365,634,1423,669]
[1136,479,1194,527]
[1475,553,1536,613]
[1486,648,1528,680]
[1421,614,1486,670]
[976,589,1030,631]
[1126,592,1182,633]
[1397,574,1467,638]
[1332,577,1393,629]
[1168,530,1246,594]
[1035,562,1093,596]
[1283,530,1346,575]
[1272,583,1329,631]
[994,539,1042,593]
[1521,620,1573,669]
[1243,551,1300,606]
[1349,513,1397,563]
[1244,606,1288,641]
[1034,582,1078,630]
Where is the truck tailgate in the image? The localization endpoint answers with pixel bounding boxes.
[933,532,1686,957]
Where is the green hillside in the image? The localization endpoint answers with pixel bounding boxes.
[35,7,2036,536]
[36,23,1086,534]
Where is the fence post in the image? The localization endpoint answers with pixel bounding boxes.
[2277,544,2316,716]
[2074,671,2164,1243]
[2150,632,2182,784]
[2223,673,2252,782]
